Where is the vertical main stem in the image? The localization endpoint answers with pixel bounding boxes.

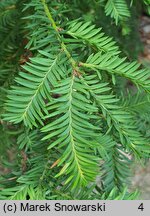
[41,0,58,31]
[41,0,77,70]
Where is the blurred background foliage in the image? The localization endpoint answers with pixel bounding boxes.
[0,0,150,199]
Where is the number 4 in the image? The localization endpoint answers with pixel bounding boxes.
[138,203,144,211]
